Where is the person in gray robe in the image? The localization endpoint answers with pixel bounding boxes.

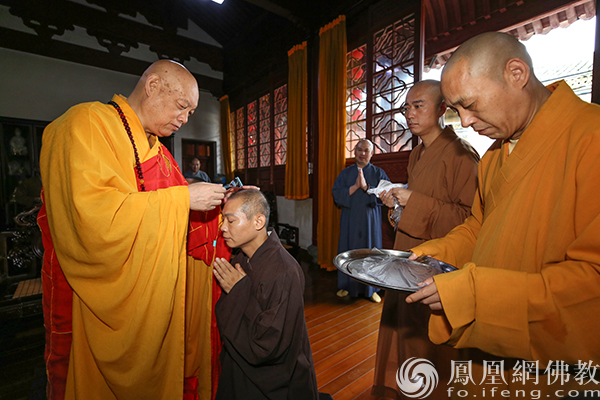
[332,139,390,302]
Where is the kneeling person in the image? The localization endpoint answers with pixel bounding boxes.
[213,189,319,400]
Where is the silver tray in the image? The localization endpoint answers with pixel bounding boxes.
[333,248,456,293]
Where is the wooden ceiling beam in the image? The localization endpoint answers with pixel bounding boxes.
[467,0,476,25]
[239,0,304,26]
[424,0,438,38]
[0,26,224,97]
[1,0,223,71]
[437,0,450,34]
[451,0,462,27]
[425,0,583,57]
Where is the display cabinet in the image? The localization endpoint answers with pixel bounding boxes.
[0,117,48,232]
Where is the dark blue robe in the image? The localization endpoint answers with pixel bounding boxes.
[332,163,389,297]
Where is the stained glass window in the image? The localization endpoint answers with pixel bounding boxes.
[372,14,415,154]
[259,94,271,167]
[236,107,245,170]
[345,44,368,158]
[274,84,288,165]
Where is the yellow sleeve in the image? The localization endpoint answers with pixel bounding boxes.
[41,103,190,398]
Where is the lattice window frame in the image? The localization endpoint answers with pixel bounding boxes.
[344,13,417,159]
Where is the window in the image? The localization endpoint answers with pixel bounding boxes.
[345,14,416,157]
[247,100,258,168]
[259,94,271,167]
[372,15,414,154]
[230,84,287,171]
[274,84,288,166]
[235,107,245,169]
[345,45,367,158]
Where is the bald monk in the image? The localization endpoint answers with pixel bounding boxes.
[372,80,479,399]
[407,32,600,398]
[38,59,229,400]
[212,189,321,400]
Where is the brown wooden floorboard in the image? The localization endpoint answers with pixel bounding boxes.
[303,261,386,400]
[0,257,388,399]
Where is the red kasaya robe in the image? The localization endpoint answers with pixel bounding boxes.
[38,95,229,400]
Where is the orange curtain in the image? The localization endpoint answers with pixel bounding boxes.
[317,15,347,271]
[219,95,234,181]
[285,42,310,200]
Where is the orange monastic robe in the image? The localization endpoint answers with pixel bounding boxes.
[373,127,479,399]
[413,81,600,397]
[38,95,226,400]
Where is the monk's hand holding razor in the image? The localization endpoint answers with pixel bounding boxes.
[213,257,247,294]
[189,183,226,211]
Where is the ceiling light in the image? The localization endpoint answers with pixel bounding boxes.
[212,0,224,4]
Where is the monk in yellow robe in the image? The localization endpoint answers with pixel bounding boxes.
[372,80,479,399]
[407,32,600,398]
[38,60,228,399]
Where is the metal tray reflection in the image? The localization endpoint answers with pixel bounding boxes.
[333,248,452,293]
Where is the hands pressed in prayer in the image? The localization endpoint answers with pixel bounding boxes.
[213,257,247,294]
[189,183,226,211]
[357,169,368,191]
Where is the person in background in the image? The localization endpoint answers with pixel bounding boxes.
[38,59,228,400]
[185,157,211,183]
[407,32,600,398]
[372,79,479,399]
[212,189,322,400]
[332,139,389,303]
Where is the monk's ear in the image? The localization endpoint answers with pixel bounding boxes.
[254,214,266,231]
[504,58,530,90]
[145,73,161,97]
[438,101,447,118]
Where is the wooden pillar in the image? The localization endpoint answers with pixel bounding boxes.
[412,0,425,148]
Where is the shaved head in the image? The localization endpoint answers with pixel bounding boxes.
[355,139,374,167]
[440,31,550,141]
[357,139,373,151]
[127,59,199,139]
[402,79,446,144]
[409,80,444,107]
[227,189,270,227]
[135,59,198,96]
[443,32,534,85]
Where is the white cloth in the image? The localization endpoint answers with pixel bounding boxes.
[366,180,407,197]
[367,180,408,230]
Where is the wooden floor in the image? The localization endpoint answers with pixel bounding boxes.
[0,259,389,400]
[303,261,386,400]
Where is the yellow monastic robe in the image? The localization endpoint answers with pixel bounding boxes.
[412,81,600,397]
[40,95,190,399]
